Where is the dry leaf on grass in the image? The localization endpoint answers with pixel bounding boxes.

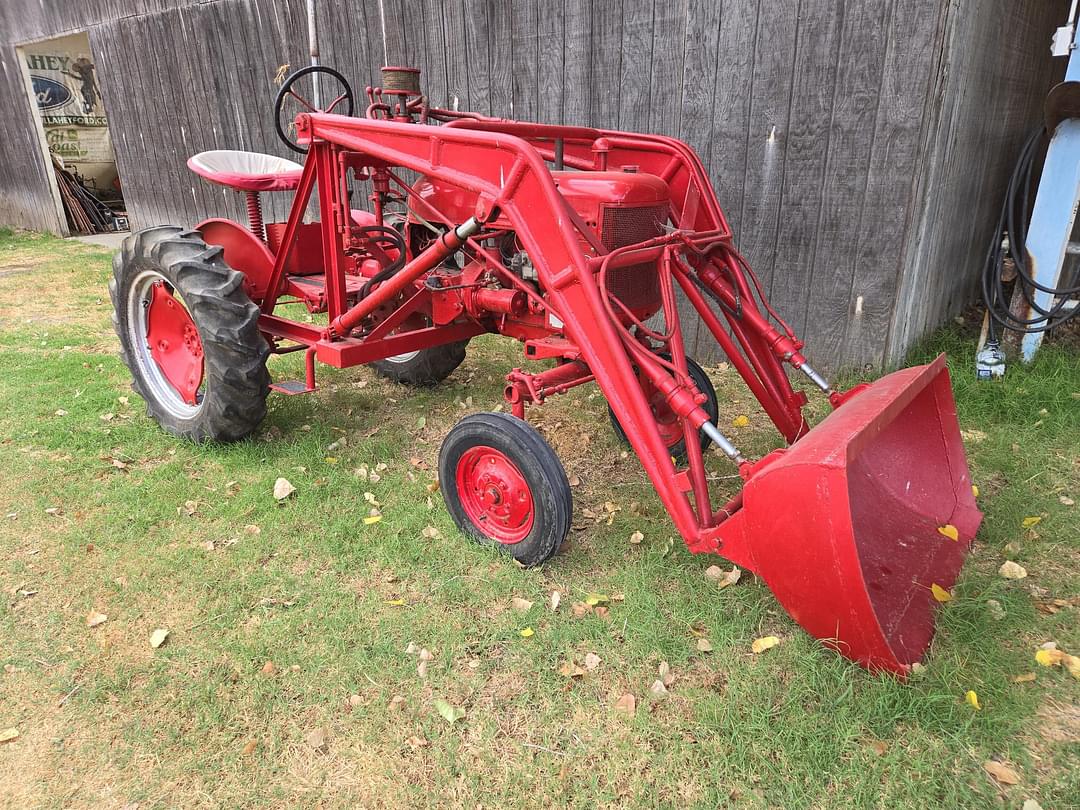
[519,627,534,638]
[629,530,644,545]
[613,693,636,715]
[421,526,440,540]
[751,636,780,654]
[658,661,675,687]
[584,593,609,607]
[1060,495,1075,506]
[1011,672,1036,683]
[1021,516,1042,529]
[1034,647,1080,678]
[982,760,1020,785]
[558,661,585,679]
[149,628,169,649]
[731,415,750,428]
[965,690,981,710]
[510,597,534,612]
[388,694,405,710]
[998,561,1027,580]
[85,611,107,628]
[273,478,296,501]
[260,661,277,676]
[649,679,668,699]
[0,728,18,743]
[363,515,382,525]
[571,602,592,618]
[549,591,561,611]
[583,652,601,671]
[867,739,889,756]
[434,698,464,724]
[696,638,713,653]
[306,727,329,752]
[240,739,258,756]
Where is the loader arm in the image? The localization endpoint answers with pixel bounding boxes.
[295,112,707,543]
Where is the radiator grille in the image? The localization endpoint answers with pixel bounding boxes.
[600,203,668,312]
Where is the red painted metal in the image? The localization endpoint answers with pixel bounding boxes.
[455,446,535,544]
[146,281,203,405]
[178,68,983,676]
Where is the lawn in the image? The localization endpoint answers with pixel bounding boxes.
[0,228,1076,809]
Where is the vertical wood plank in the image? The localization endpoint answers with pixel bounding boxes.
[799,0,891,374]
[616,0,652,132]
[562,0,590,126]
[587,0,622,128]
[510,0,539,121]
[536,0,563,123]
[488,0,514,117]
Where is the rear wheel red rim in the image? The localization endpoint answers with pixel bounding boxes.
[146,280,204,405]
[455,445,534,544]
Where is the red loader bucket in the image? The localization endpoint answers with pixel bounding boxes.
[722,355,982,675]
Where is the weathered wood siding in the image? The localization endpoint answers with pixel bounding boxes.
[0,0,1065,370]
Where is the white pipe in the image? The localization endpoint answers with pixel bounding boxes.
[307,0,320,107]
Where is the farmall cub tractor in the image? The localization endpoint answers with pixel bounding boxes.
[110,66,982,675]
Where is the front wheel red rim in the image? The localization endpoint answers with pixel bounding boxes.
[455,445,534,544]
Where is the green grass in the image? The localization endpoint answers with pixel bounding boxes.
[0,229,1076,808]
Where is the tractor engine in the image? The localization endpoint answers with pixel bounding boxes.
[410,170,671,317]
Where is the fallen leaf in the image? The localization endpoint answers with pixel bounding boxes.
[613,693,636,715]
[85,611,108,628]
[363,515,382,525]
[519,627,534,638]
[704,565,725,581]
[696,637,713,653]
[385,598,406,606]
[260,660,277,676]
[510,597,534,612]
[594,606,610,619]
[306,727,329,752]
[868,739,889,756]
[571,601,592,618]
[388,694,405,710]
[971,484,980,497]
[149,628,169,649]
[0,728,18,743]
[731,415,750,428]
[1021,516,1042,529]
[965,690,981,710]
[751,635,780,654]
[420,526,441,540]
[584,593,609,607]
[628,530,644,545]
[273,478,296,500]
[558,661,585,678]
[1060,495,1075,506]
[405,734,429,749]
[658,660,675,686]
[998,561,1028,580]
[348,694,363,708]
[931,583,952,603]
[1022,801,1044,810]
[982,760,1020,785]
[937,524,959,542]
[549,591,561,611]
[649,679,668,699]
[434,698,464,724]
[1011,672,1036,683]
[583,652,601,671]
[240,739,258,755]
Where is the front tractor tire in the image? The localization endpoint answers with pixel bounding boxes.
[439,412,572,568]
[110,226,270,442]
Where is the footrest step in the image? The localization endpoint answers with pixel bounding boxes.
[270,380,316,395]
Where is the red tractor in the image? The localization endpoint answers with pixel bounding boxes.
[110,66,982,675]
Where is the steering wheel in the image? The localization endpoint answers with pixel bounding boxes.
[274,65,355,153]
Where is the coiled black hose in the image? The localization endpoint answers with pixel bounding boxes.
[982,126,1080,337]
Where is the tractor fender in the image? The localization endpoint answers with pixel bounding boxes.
[195,218,275,301]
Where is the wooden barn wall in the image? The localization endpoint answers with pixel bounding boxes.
[0,0,1067,369]
[887,0,1064,366]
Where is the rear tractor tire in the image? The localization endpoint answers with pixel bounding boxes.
[370,340,469,385]
[439,412,572,568]
[110,226,270,442]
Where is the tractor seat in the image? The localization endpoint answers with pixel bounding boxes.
[187,150,304,192]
